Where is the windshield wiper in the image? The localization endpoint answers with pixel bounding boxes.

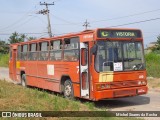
[132,63,143,70]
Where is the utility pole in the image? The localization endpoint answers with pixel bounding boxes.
[83,19,90,30]
[38,2,54,37]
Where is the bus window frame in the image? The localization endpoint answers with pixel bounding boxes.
[49,39,63,61]
[21,44,28,61]
[17,45,21,60]
[28,43,38,61]
[63,37,80,62]
[38,41,49,61]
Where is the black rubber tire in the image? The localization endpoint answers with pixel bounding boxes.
[64,80,74,99]
[21,74,27,87]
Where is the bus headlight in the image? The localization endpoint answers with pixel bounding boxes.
[101,84,105,89]
[138,81,147,85]
[106,84,111,89]
[142,81,147,85]
[96,84,111,91]
[138,81,142,85]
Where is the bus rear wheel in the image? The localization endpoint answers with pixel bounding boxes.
[21,74,27,87]
[64,80,74,99]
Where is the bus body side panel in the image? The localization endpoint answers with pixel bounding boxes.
[19,61,27,79]
[36,61,49,89]
[46,61,62,92]
[26,61,38,87]
[9,46,17,81]
[65,62,80,97]
[47,61,80,96]
[47,62,63,92]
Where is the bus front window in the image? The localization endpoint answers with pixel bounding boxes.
[95,41,145,72]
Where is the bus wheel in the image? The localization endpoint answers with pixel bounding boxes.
[21,74,27,87]
[64,80,74,99]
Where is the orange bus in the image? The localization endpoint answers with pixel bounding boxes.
[9,28,148,101]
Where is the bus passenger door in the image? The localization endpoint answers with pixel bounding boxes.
[80,42,89,98]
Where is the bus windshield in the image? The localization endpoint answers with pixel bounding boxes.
[95,41,145,72]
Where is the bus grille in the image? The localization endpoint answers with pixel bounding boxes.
[111,81,138,89]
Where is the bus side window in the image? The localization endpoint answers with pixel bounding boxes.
[64,37,79,61]
[50,40,62,61]
[17,46,21,60]
[39,42,49,61]
[21,44,28,60]
[28,43,37,61]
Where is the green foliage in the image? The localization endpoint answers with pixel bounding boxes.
[0,54,9,67]
[151,35,160,52]
[145,53,160,77]
[8,32,26,44]
[84,102,95,110]
[0,80,143,120]
[0,41,9,54]
[8,32,37,43]
[28,36,36,41]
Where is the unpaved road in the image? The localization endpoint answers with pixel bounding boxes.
[0,67,12,82]
[0,67,160,119]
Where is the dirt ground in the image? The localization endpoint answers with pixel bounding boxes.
[147,77,160,91]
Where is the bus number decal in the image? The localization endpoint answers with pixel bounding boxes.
[47,65,54,75]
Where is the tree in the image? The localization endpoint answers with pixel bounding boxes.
[0,41,9,54]
[8,32,36,43]
[152,35,160,52]
[8,32,26,44]
[28,37,36,41]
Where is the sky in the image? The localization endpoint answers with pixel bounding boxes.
[0,0,160,47]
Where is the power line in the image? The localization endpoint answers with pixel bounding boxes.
[0,4,40,32]
[50,13,77,25]
[8,17,35,31]
[90,8,160,23]
[109,17,160,27]
[28,15,48,25]
[53,17,160,35]
[50,8,160,26]
[38,32,49,38]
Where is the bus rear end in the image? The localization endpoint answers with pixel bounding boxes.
[91,28,148,101]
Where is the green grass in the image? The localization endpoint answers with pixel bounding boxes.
[145,53,160,78]
[0,80,143,120]
[0,54,9,67]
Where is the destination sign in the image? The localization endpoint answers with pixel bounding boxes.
[97,30,141,38]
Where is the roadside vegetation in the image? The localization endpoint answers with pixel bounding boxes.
[0,32,36,67]
[0,80,142,120]
[0,54,9,67]
[145,52,160,78]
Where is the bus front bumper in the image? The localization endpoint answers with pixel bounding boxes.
[94,86,148,101]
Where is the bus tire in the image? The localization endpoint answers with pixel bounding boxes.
[21,74,27,87]
[64,80,74,99]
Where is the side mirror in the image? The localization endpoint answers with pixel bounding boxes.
[90,44,97,55]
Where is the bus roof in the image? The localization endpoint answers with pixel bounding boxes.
[10,28,142,46]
